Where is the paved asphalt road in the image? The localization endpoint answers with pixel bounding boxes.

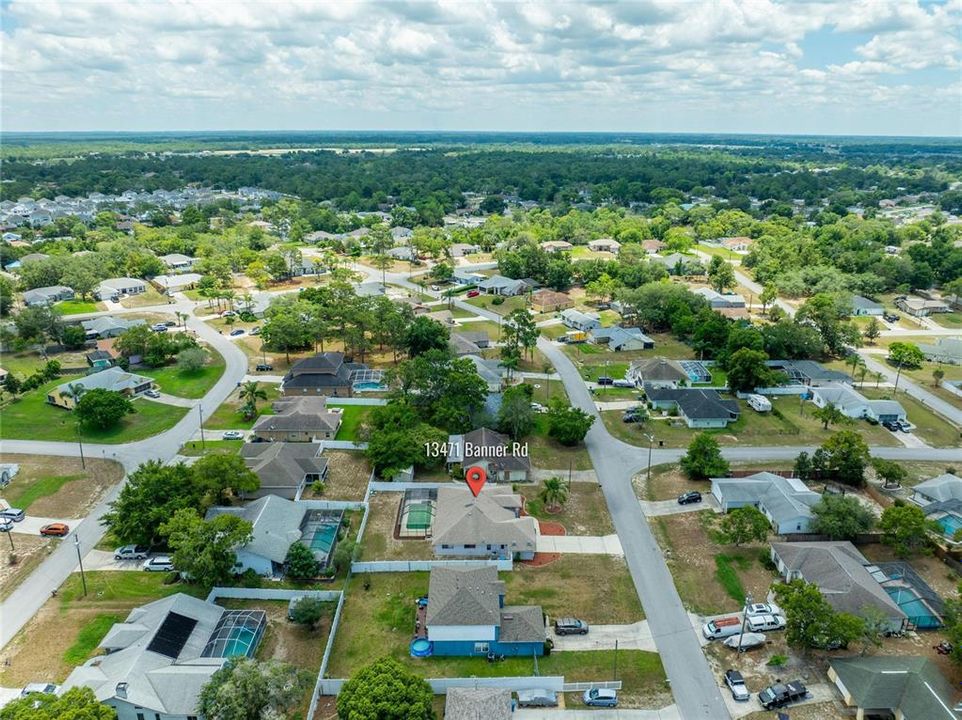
[859,352,962,428]
[0,299,249,650]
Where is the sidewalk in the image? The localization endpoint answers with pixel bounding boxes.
[536,534,623,555]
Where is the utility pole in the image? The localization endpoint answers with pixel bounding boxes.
[74,534,87,597]
[894,360,903,393]
[75,420,85,470]
[613,638,619,681]
[198,404,206,450]
[644,433,655,482]
[734,591,753,651]
[4,526,15,553]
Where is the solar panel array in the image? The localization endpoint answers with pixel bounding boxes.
[146,612,198,659]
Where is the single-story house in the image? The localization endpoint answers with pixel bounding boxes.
[447,427,531,483]
[909,473,962,508]
[81,316,145,339]
[829,656,958,720]
[810,383,907,423]
[449,331,490,356]
[628,357,689,388]
[159,253,195,273]
[692,287,746,309]
[453,270,486,286]
[386,246,414,261]
[207,495,342,575]
[643,385,740,428]
[652,253,700,275]
[304,230,337,244]
[711,472,821,534]
[531,289,573,313]
[48,367,154,409]
[450,243,481,258]
[391,226,413,241]
[919,337,962,365]
[896,295,950,317]
[151,272,202,293]
[432,486,538,560]
[560,308,601,332]
[717,236,753,252]
[850,295,884,316]
[95,277,147,300]
[250,396,342,441]
[590,325,654,351]
[280,351,367,398]
[239,442,329,500]
[587,238,621,254]
[766,360,852,386]
[770,541,908,633]
[540,240,572,253]
[62,594,266,720]
[641,239,666,254]
[445,688,512,720]
[478,275,531,296]
[425,565,545,657]
[23,285,74,307]
[463,355,507,392]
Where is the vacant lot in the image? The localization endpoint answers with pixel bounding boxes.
[179,439,244,457]
[1,455,124,518]
[463,294,529,317]
[203,383,281,429]
[139,349,225,398]
[332,404,373,441]
[0,572,205,687]
[0,534,54,601]
[53,299,105,315]
[325,572,663,705]
[528,427,593,471]
[0,379,188,443]
[652,511,776,616]
[521,377,569,406]
[356,493,433,561]
[603,394,899,449]
[563,333,695,367]
[522,480,614,536]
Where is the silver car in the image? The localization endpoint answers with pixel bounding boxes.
[143,556,175,572]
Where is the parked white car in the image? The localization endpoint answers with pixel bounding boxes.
[222,430,244,440]
[747,614,786,633]
[143,556,175,572]
[745,603,783,618]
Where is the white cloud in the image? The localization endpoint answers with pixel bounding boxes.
[1,0,959,135]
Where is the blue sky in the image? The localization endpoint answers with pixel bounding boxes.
[1,0,960,137]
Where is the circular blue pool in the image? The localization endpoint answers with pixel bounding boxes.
[410,638,433,657]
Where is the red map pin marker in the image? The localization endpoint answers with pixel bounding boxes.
[465,466,487,498]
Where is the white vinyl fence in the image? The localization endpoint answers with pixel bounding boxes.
[352,559,512,573]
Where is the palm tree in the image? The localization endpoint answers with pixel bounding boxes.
[175,311,188,330]
[875,371,884,388]
[238,381,268,420]
[542,362,553,402]
[242,293,254,312]
[539,476,570,513]
[60,382,86,408]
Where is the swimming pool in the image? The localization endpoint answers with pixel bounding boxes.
[353,381,385,392]
[410,638,433,657]
[938,513,962,538]
[310,523,339,554]
[885,587,942,629]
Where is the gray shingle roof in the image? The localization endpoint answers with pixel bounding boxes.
[206,495,305,564]
[240,442,327,497]
[772,541,906,621]
[630,357,688,383]
[432,486,537,553]
[644,385,740,421]
[713,472,821,527]
[499,605,545,643]
[251,396,342,435]
[913,473,962,504]
[63,594,227,716]
[426,565,504,627]
[54,366,153,396]
[830,656,957,720]
[447,427,530,471]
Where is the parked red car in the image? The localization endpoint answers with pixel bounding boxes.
[40,523,69,537]
[466,290,481,298]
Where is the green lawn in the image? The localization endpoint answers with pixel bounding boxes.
[4,473,82,511]
[203,384,281,429]
[539,323,568,340]
[53,299,104,315]
[63,614,122,665]
[522,377,569,406]
[582,362,630,382]
[0,380,188,443]
[932,311,962,329]
[58,571,208,605]
[332,404,373,441]
[563,333,695,367]
[601,394,900,449]
[457,320,501,341]
[139,351,225,398]
[179,439,244,457]
[528,416,593,470]
[464,294,529,317]
[326,572,663,695]
[861,387,962,447]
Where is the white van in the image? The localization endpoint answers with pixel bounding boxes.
[747,614,786,633]
[702,616,743,640]
[747,394,772,412]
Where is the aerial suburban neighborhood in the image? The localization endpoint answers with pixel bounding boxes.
[2,3,962,720]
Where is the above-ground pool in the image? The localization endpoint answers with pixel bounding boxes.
[410,638,433,657]
[938,513,962,538]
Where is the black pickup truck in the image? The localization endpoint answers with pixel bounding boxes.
[758,680,808,710]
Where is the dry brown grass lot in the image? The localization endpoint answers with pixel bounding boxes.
[356,492,434,561]
[311,451,371,502]
[521,480,614,536]
[1,455,124,518]
[0,535,54,601]
[237,334,404,373]
[652,511,776,616]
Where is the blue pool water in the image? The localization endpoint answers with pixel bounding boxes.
[310,523,338,553]
[354,381,385,391]
[221,628,257,657]
[938,513,962,537]
[885,587,942,629]
[410,638,433,657]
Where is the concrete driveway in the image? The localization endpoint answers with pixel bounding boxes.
[516,708,681,720]
[80,549,148,572]
[140,393,196,408]
[536,534,623,555]
[640,495,720,518]
[8,515,83,536]
[551,621,658,652]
